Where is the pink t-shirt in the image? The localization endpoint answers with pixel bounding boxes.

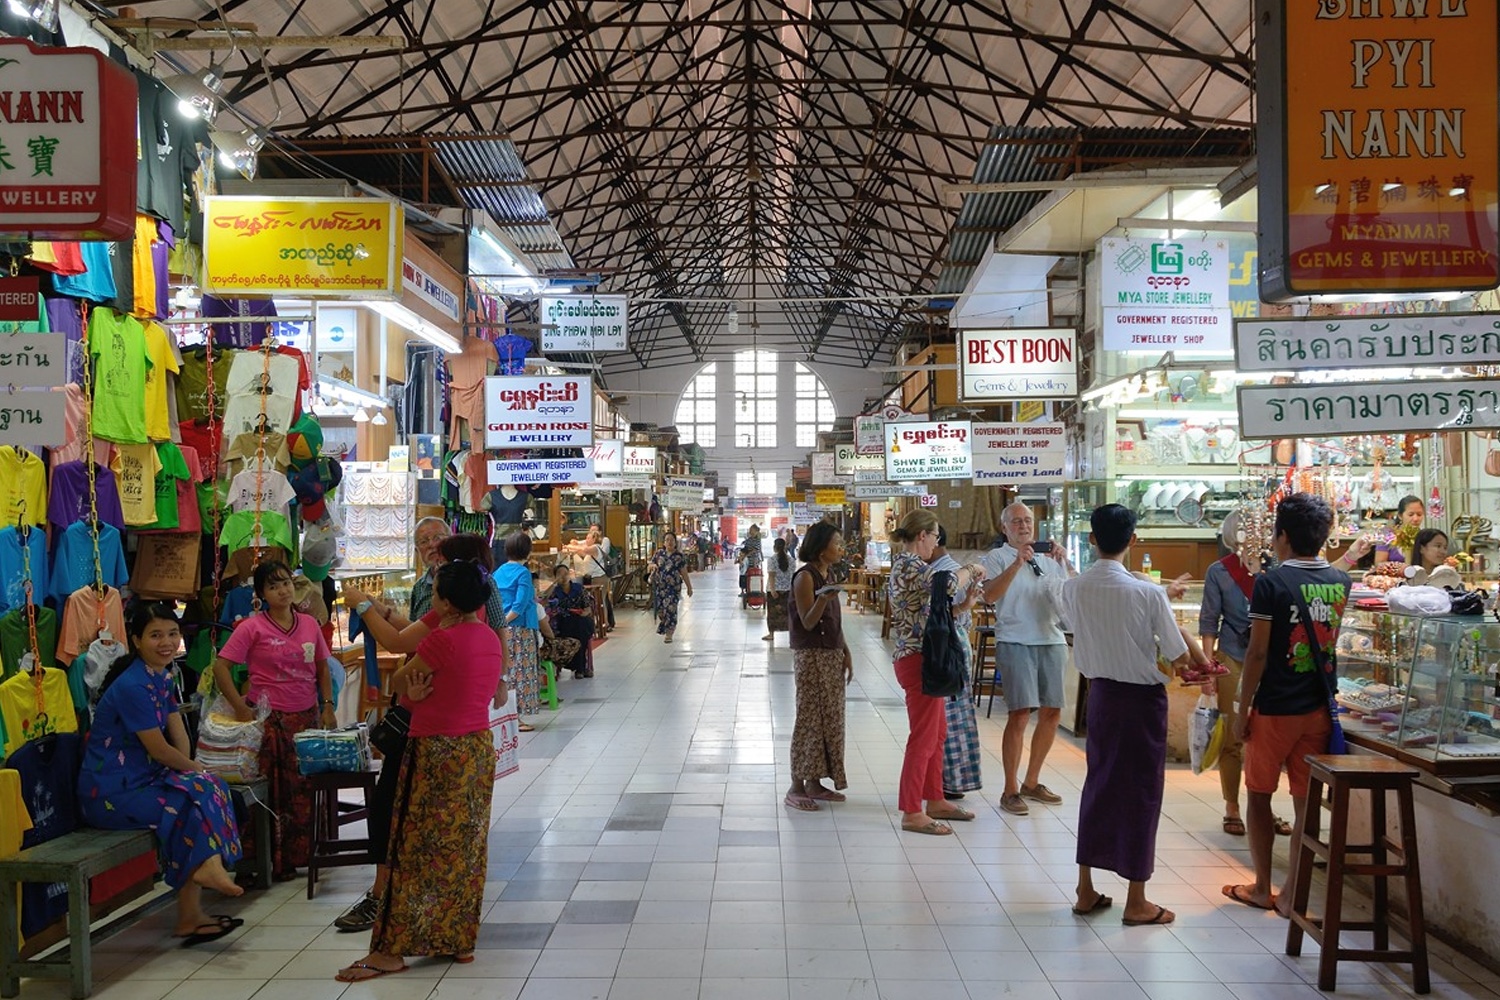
[219,610,331,712]
[409,621,504,738]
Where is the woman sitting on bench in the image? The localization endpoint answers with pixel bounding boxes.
[78,603,246,947]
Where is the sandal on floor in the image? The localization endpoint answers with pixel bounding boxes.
[901,819,953,836]
[335,961,409,982]
[805,786,846,802]
[1222,816,1246,836]
[784,792,820,812]
[1274,816,1293,836]
[1122,905,1174,926]
[177,916,242,947]
[1221,883,1276,910]
[929,807,975,822]
[1071,893,1113,916]
[518,722,536,732]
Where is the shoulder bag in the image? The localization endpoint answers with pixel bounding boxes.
[1290,587,1347,754]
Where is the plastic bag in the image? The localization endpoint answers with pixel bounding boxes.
[1190,695,1222,775]
[294,725,371,775]
[195,696,269,783]
[491,691,520,781]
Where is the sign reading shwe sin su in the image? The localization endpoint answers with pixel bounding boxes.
[884,421,973,482]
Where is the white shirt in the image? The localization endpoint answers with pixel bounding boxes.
[977,544,1067,645]
[1059,559,1187,686]
[227,468,297,513]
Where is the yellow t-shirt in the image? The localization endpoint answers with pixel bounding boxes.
[110,443,161,525]
[0,667,78,756]
[132,215,158,319]
[0,768,32,946]
[0,448,45,527]
[142,322,179,441]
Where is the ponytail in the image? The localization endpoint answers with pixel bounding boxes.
[101,601,183,696]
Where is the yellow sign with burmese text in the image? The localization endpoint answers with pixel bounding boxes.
[202,196,404,298]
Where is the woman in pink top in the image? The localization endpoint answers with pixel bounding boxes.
[336,560,505,982]
[212,561,334,880]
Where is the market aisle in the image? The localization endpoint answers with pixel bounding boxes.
[59,563,1500,1000]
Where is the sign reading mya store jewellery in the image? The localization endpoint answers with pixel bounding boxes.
[1099,238,1231,352]
[203,196,405,297]
[1255,0,1500,297]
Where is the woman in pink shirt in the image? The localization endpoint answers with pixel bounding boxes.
[212,561,334,880]
[336,560,505,981]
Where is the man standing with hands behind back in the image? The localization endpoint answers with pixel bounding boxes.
[978,501,1074,816]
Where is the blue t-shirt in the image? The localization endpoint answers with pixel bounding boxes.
[51,242,118,304]
[0,526,47,615]
[48,521,127,606]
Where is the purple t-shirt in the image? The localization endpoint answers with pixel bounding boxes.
[47,461,126,531]
[44,296,86,384]
[201,295,278,349]
[152,221,173,320]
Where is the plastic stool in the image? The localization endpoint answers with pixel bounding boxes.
[539,659,559,710]
[1285,754,1429,994]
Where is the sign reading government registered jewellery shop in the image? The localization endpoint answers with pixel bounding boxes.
[1238,378,1500,439]
[1235,313,1500,372]
[540,294,629,352]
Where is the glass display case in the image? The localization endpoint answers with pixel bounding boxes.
[1336,608,1500,777]
[1050,481,1108,572]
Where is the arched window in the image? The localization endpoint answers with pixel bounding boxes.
[793,363,837,447]
[734,349,778,448]
[674,362,717,447]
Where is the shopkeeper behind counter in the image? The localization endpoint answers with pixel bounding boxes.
[1373,495,1424,566]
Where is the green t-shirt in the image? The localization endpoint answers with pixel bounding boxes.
[0,605,58,675]
[145,442,191,530]
[218,509,294,555]
[88,308,152,445]
[176,347,236,424]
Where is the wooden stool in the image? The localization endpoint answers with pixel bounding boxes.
[970,625,1000,710]
[1285,754,1429,994]
[306,766,380,899]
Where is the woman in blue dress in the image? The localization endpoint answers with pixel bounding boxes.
[78,603,246,946]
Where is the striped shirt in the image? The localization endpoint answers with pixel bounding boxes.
[1059,558,1186,686]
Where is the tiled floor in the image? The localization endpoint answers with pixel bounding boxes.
[35,564,1500,1000]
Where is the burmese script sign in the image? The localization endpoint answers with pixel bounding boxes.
[885,421,973,481]
[483,376,594,449]
[0,38,137,240]
[1256,0,1500,297]
[1238,377,1500,439]
[972,422,1068,485]
[203,196,404,297]
[540,294,629,353]
[1235,312,1500,371]
[1099,237,1232,352]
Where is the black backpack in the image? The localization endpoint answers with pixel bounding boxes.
[920,569,967,698]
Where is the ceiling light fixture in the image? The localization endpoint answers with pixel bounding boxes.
[370,410,388,426]
[209,126,267,180]
[7,0,58,30]
[353,299,462,354]
[352,406,371,423]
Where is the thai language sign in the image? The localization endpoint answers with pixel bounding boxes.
[1100,237,1232,352]
[540,294,629,353]
[1255,0,1499,296]
[664,475,705,510]
[885,421,973,481]
[0,387,65,446]
[0,39,137,240]
[957,329,1078,399]
[203,196,404,298]
[1235,312,1500,371]
[850,482,927,500]
[0,333,65,387]
[486,458,595,486]
[1238,377,1500,439]
[483,375,594,448]
[972,422,1067,485]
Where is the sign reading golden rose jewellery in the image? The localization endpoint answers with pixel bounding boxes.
[1234,312,1500,371]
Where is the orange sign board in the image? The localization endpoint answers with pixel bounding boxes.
[1258,0,1499,297]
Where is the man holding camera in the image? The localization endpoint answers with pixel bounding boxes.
[978,501,1075,816]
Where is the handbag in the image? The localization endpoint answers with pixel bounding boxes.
[368,703,411,758]
[1291,590,1347,754]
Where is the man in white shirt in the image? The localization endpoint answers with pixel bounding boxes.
[978,501,1074,815]
[1059,503,1191,926]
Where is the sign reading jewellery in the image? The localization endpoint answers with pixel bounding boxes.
[972,422,1067,485]
[1100,237,1232,352]
[540,294,629,352]
[483,375,594,448]
[1237,378,1500,439]
[486,458,595,486]
[664,475,706,510]
[1235,312,1500,372]
[957,329,1078,399]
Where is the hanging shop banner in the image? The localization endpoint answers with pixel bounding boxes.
[1237,378,1500,439]
[0,388,66,446]
[0,333,65,388]
[0,39,137,241]
[1099,237,1232,352]
[811,452,842,485]
[791,502,818,525]
[812,488,846,510]
[885,420,973,481]
[855,405,920,453]
[664,475,706,510]
[203,196,404,298]
[484,375,594,449]
[540,294,629,353]
[833,443,885,480]
[1255,0,1500,298]
[1236,312,1500,372]
[401,256,461,324]
[0,278,38,322]
[487,457,595,486]
[850,482,927,500]
[972,421,1068,485]
[957,328,1078,400]
[585,439,624,476]
[622,444,657,477]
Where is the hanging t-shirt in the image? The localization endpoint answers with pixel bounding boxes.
[0,447,46,527]
[220,431,290,482]
[227,467,297,514]
[46,461,126,532]
[139,445,201,536]
[49,384,114,471]
[141,321,178,441]
[200,296,277,349]
[0,526,48,615]
[50,242,117,303]
[0,298,49,336]
[177,419,221,480]
[56,586,126,664]
[0,606,58,673]
[144,442,190,530]
[29,242,85,276]
[42,298,86,386]
[216,610,330,713]
[1,730,78,939]
[87,307,152,445]
[131,215,159,320]
[107,238,133,317]
[222,349,300,439]
[0,668,78,757]
[48,521,127,605]
[109,443,161,526]
[175,346,235,424]
[218,509,294,557]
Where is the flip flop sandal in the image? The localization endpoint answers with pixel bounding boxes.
[1274,817,1294,836]
[177,916,242,948]
[930,807,975,822]
[901,819,953,836]
[805,787,846,802]
[1221,883,1276,910]
[1122,905,1174,926]
[1222,816,1247,836]
[784,792,820,812]
[1071,893,1113,915]
[335,961,409,983]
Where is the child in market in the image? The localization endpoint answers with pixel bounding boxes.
[212,560,335,881]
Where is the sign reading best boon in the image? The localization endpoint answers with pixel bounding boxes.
[958,329,1078,399]
[885,421,973,481]
[203,196,404,297]
[1256,0,1499,297]
[483,376,594,449]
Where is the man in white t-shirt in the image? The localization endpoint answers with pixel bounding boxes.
[978,501,1075,816]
